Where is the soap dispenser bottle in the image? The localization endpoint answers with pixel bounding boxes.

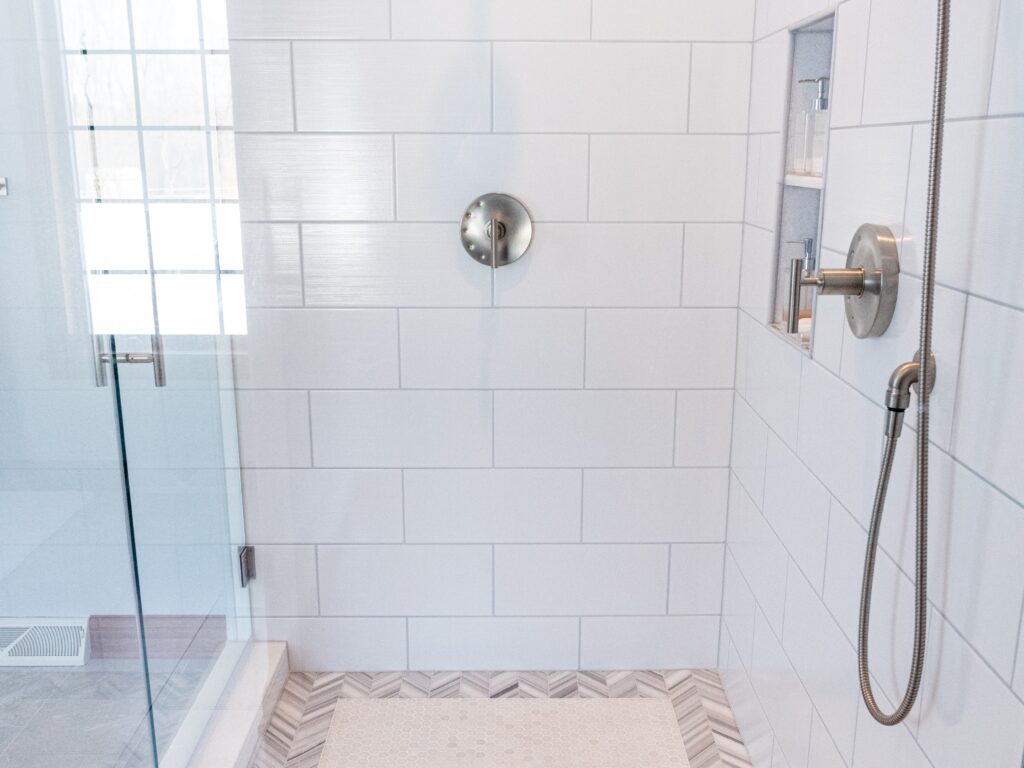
[799,76,830,176]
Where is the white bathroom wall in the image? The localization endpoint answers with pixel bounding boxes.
[228,0,754,671]
[722,1,1024,767]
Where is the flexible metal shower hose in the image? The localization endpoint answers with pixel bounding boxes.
[856,0,950,726]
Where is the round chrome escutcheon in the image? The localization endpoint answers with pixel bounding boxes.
[461,193,533,268]
[845,223,900,338]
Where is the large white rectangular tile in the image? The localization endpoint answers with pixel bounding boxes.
[953,299,1024,504]
[249,545,318,617]
[917,610,1024,768]
[689,44,751,133]
[820,125,912,254]
[829,0,869,128]
[395,134,588,222]
[583,468,729,543]
[749,609,813,768]
[303,223,490,308]
[1015,626,1024,701]
[722,551,757,671]
[391,0,591,40]
[852,718,931,768]
[668,543,724,614]
[807,713,845,768]
[310,391,493,468]
[590,135,747,222]
[675,390,734,468]
[720,644,775,768]
[494,544,669,615]
[400,309,585,389]
[494,224,684,307]
[318,544,492,616]
[741,321,802,448]
[233,309,399,389]
[762,432,830,593]
[585,309,737,389]
[241,469,404,544]
[744,133,784,231]
[580,616,719,668]
[227,41,293,131]
[408,618,580,671]
[404,469,581,543]
[235,134,393,221]
[235,390,311,468]
[731,396,769,505]
[727,474,788,637]
[738,228,777,325]
[682,223,743,307]
[226,0,389,39]
[990,0,1023,115]
[591,0,755,42]
[293,42,490,132]
[494,43,689,133]
[749,31,789,134]
[253,618,407,671]
[240,224,302,308]
[904,118,1024,310]
[862,0,1000,123]
[781,563,858,763]
[494,391,676,468]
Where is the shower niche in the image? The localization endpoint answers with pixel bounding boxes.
[771,16,835,348]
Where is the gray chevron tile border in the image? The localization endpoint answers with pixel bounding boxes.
[250,670,751,768]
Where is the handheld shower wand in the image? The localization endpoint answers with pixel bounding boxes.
[856,0,950,726]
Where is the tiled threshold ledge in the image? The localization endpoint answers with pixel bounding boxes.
[251,670,751,768]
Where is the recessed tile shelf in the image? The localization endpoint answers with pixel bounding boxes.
[783,173,824,190]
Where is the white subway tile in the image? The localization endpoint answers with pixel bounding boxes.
[739,228,777,325]
[235,134,393,221]
[741,322,802,448]
[494,391,676,468]
[862,0,1000,124]
[303,223,490,308]
[233,309,399,389]
[809,248,846,375]
[408,618,580,671]
[240,224,302,308]
[807,714,845,768]
[675,390,734,468]
[391,0,591,40]
[781,563,858,763]
[583,468,728,543]
[494,544,669,615]
[763,433,829,594]
[990,0,1023,115]
[249,545,318,617]
[917,611,1024,768]
[689,44,751,133]
[722,551,756,670]
[591,0,755,42]
[395,135,588,222]
[235,390,311,468]
[754,0,831,39]
[226,0,389,40]
[318,545,492,616]
[852,717,931,768]
[727,475,788,637]
[829,0,870,128]
[720,648,775,767]
[1015,628,1024,701]
[580,616,719,668]
[241,469,404,544]
[585,309,737,389]
[682,224,742,307]
[904,118,1024,311]
[744,133,784,232]
[668,543,724,614]
[749,32,789,134]
[404,469,581,543]
[310,391,492,468]
[953,299,1024,504]
[494,43,689,133]
[749,609,813,768]
[822,498,866,645]
[227,41,293,131]
[253,618,407,671]
[399,309,585,389]
[293,42,490,132]
[495,224,684,308]
[821,125,912,255]
[590,135,747,222]
[731,396,769,505]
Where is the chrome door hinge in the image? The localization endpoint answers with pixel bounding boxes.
[238,545,256,588]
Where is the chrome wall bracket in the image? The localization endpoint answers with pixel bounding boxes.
[461,193,533,268]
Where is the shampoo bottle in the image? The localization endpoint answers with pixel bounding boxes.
[799,76,830,176]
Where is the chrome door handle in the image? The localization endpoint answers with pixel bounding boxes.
[95,335,167,387]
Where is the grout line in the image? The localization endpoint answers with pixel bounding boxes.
[858,0,873,126]
[314,545,321,615]
[306,390,315,464]
[395,308,403,387]
[405,618,410,670]
[490,42,495,132]
[581,308,589,387]
[578,469,585,542]
[984,0,1004,116]
[400,468,407,543]
[588,0,594,40]
[670,391,679,466]
[289,41,298,131]
[664,544,673,613]
[577,616,583,669]
[391,134,399,219]
[297,222,306,306]
[491,545,496,615]
[685,43,694,133]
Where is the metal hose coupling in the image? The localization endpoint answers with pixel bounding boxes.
[883,354,935,439]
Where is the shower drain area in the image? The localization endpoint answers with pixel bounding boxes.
[0,618,89,666]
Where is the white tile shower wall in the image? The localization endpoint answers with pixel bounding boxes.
[721,2,1024,767]
[228,0,751,671]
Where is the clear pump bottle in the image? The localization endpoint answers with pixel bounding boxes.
[798,76,830,176]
